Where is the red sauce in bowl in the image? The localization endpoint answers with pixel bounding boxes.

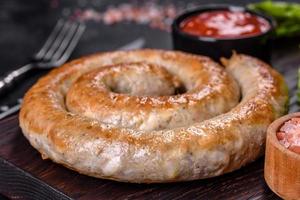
[179,10,271,39]
[277,117,300,154]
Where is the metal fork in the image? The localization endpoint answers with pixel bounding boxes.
[0,19,86,96]
[0,37,146,120]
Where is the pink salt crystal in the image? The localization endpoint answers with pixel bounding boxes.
[276,131,285,140]
[277,117,300,154]
[165,6,177,18]
[80,9,102,21]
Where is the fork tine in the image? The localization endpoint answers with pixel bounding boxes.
[35,19,64,59]
[53,22,86,66]
[43,20,72,60]
[51,22,78,62]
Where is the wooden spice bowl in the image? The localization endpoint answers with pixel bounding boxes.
[265,112,300,200]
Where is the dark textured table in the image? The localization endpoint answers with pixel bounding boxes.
[0,0,300,199]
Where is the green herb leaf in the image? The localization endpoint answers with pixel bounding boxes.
[248,0,300,37]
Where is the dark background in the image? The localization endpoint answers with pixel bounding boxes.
[0,0,300,109]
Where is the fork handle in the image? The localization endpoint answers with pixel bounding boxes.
[0,63,34,96]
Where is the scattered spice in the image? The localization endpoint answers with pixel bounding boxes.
[50,0,186,31]
[70,3,182,32]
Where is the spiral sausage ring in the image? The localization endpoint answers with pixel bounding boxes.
[19,50,288,183]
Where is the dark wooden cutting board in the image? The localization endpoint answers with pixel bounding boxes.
[0,115,280,200]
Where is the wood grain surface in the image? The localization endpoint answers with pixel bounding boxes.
[265,112,300,200]
[0,115,281,199]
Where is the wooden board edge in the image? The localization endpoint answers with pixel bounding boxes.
[0,157,72,200]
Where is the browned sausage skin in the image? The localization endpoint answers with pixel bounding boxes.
[19,50,288,183]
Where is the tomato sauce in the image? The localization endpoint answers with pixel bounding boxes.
[277,117,300,154]
[180,10,270,39]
